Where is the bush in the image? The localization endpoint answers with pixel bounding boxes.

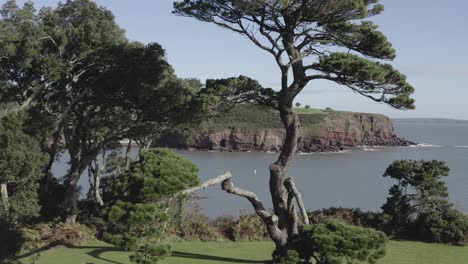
[103,149,201,264]
[212,215,237,240]
[308,208,384,230]
[418,208,468,245]
[293,220,387,264]
[278,250,302,264]
[179,212,221,241]
[234,211,269,241]
[21,222,96,249]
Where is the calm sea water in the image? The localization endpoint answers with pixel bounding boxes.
[52,119,468,217]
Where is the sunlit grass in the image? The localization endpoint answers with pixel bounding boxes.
[10,239,468,264]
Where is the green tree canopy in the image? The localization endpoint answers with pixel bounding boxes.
[174,0,415,109]
[104,149,200,264]
[173,0,416,257]
[1,0,206,223]
[0,113,47,224]
[382,160,468,245]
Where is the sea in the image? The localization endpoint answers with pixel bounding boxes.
[52,119,468,217]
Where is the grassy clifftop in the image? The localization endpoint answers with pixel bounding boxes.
[157,104,408,152]
[193,104,388,136]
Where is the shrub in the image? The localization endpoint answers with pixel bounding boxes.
[234,211,269,241]
[308,208,384,230]
[179,212,221,241]
[103,149,201,263]
[278,250,302,264]
[212,215,237,240]
[294,220,387,264]
[418,207,468,245]
[21,222,96,249]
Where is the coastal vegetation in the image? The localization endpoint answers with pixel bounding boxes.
[1,1,466,264]
[173,0,414,260]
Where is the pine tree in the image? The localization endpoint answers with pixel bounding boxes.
[104,149,200,264]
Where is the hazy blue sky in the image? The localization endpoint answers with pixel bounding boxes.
[9,0,468,119]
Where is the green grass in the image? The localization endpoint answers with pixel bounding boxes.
[9,240,468,264]
[293,107,325,114]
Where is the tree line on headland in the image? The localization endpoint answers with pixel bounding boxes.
[0,1,466,264]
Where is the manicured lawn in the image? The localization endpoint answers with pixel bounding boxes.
[9,240,468,264]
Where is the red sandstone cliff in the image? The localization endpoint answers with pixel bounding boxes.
[156,110,412,152]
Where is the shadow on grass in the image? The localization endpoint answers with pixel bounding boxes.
[13,243,272,264]
[13,242,126,264]
[172,251,271,263]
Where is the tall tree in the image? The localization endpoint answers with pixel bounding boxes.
[382,160,468,245]
[0,0,127,221]
[1,1,202,223]
[60,42,198,223]
[174,0,415,257]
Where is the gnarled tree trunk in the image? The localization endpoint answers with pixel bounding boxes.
[221,105,310,259]
[268,106,301,256]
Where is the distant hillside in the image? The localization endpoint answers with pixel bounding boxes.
[156,104,412,152]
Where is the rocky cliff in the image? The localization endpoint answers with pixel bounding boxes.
[155,105,413,152]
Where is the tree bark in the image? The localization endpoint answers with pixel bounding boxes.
[268,107,302,256]
[88,161,104,206]
[219,105,307,258]
[93,169,103,206]
[222,177,287,246]
[64,159,88,224]
[285,177,310,225]
[180,172,232,195]
[1,183,9,211]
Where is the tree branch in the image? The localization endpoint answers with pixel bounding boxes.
[222,177,279,228]
[284,177,309,225]
[180,172,232,195]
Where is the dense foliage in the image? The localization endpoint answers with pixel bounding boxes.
[1,0,206,223]
[280,220,387,264]
[0,113,47,260]
[0,113,47,223]
[381,160,468,245]
[104,149,200,264]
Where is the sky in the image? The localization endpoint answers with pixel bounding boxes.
[8,0,468,119]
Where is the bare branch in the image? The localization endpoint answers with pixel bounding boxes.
[222,177,280,228]
[180,172,232,195]
[284,177,309,225]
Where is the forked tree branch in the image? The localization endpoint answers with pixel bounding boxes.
[221,176,284,237]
